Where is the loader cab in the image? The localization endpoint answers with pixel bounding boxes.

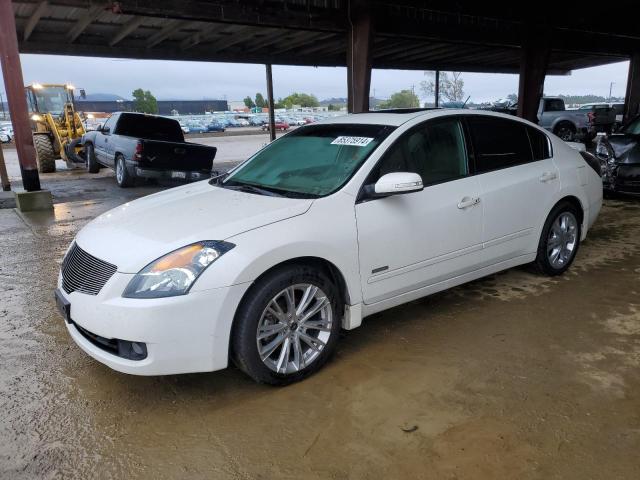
[25,83,75,116]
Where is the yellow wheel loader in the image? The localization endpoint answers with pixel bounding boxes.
[25,83,86,173]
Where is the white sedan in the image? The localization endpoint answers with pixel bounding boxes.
[55,110,602,384]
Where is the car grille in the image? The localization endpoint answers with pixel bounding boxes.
[61,243,117,295]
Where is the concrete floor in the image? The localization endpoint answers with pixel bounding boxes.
[1,158,640,478]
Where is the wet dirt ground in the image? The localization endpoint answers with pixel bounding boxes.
[1,182,640,479]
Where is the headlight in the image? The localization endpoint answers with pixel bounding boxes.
[31,114,43,122]
[123,241,234,299]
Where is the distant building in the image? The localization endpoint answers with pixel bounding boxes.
[75,99,228,114]
[228,100,249,112]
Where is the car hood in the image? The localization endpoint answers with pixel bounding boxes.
[606,134,640,163]
[76,181,313,272]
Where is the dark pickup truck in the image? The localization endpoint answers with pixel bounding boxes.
[82,112,217,187]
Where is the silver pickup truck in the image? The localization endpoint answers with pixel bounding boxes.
[537,97,593,142]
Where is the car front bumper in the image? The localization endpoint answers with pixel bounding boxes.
[56,271,251,376]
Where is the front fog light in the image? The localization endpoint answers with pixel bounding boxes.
[123,241,234,299]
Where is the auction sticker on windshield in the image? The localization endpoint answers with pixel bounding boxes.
[331,136,374,147]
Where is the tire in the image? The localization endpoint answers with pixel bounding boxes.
[534,201,581,276]
[85,143,100,173]
[231,264,343,385]
[554,122,576,142]
[33,133,57,173]
[115,154,134,188]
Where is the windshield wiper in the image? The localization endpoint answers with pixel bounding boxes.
[225,183,284,197]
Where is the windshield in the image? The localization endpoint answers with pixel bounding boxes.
[33,86,70,114]
[224,123,394,197]
[622,117,640,135]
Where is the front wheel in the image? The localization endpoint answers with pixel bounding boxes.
[115,155,134,188]
[85,144,100,173]
[534,201,581,276]
[231,265,342,385]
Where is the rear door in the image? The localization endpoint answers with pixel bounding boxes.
[466,115,559,264]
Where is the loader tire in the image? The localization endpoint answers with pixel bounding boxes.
[33,134,57,173]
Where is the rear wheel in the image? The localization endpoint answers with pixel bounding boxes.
[33,133,56,173]
[554,122,576,142]
[115,154,134,188]
[534,201,581,276]
[231,264,342,385]
[85,143,100,173]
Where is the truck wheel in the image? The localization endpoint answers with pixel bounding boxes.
[115,155,134,188]
[554,122,576,142]
[85,144,100,173]
[33,133,57,173]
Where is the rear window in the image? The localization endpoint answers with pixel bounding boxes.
[467,116,533,172]
[527,126,552,160]
[115,114,184,142]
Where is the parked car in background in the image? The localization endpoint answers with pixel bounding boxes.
[236,118,250,127]
[579,102,625,131]
[0,131,11,143]
[57,110,601,385]
[249,117,264,126]
[206,121,226,132]
[186,122,207,134]
[595,114,640,195]
[261,119,290,131]
[537,97,594,142]
[576,103,616,134]
[81,112,217,187]
[179,122,190,134]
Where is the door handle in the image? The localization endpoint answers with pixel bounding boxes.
[457,196,480,209]
[539,171,557,182]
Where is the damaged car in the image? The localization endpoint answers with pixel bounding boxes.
[596,115,640,195]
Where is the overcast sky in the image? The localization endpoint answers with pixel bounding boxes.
[0,54,630,103]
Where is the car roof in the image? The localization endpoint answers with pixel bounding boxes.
[318,108,535,127]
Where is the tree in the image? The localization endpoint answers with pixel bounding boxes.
[378,89,420,109]
[280,92,319,109]
[243,96,255,108]
[506,93,518,103]
[255,93,266,108]
[420,72,465,102]
[132,88,158,114]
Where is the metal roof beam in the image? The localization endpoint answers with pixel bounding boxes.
[146,20,195,48]
[67,4,103,43]
[23,0,48,41]
[109,16,144,47]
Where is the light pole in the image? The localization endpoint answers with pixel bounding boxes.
[609,82,615,102]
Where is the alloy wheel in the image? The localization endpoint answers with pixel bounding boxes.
[256,284,333,374]
[547,212,578,268]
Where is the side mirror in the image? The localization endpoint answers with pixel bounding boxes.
[101,126,110,134]
[374,172,423,196]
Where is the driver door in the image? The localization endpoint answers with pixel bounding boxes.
[355,117,483,305]
[94,114,117,165]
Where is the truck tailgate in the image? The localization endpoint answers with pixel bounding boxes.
[139,140,216,171]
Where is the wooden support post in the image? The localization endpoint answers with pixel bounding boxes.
[0,0,41,191]
[0,142,10,191]
[265,64,276,142]
[624,53,640,123]
[347,0,372,113]
[517,39,550,123]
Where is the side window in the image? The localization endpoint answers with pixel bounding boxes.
[102,115,117,133]
[545,99,564,112]
[370,118,468,186]
[527,126,552,160]
[467,116,533,173]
